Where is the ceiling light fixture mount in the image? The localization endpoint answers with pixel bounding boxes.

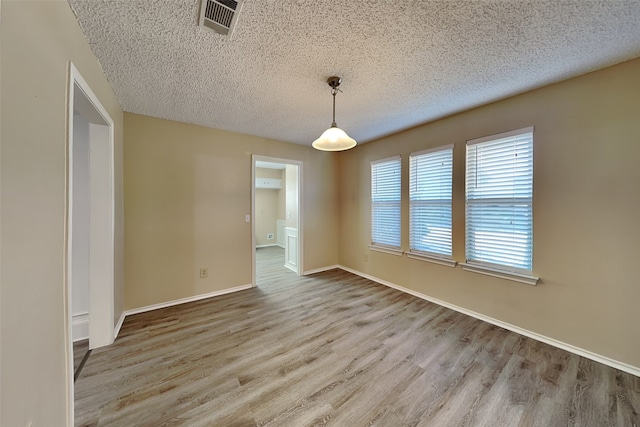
[312,76,357,151]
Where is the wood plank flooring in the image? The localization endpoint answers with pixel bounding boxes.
[75,246,640,426]
[74,339,90,374]
[74,339,91,382]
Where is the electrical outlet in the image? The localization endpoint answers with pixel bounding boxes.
[364,254,369,262]
[200,268,208,278]
[267,233,274,240]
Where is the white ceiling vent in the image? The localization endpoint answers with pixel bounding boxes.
[198,0,243,37]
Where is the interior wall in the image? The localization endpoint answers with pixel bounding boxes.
[338,57,640,369]
[72,113,90,320]
[124,113,339,310]
[255,168,282,246]
[0,2,125,426]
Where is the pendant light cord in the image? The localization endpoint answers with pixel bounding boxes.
[331,88,337,127]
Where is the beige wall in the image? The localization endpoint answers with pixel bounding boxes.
[124,113,339,309]
[255,168,283,246]
[0,1,125,426]
[338,57,640,369]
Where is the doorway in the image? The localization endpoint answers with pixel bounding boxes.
[66,63,115,419]
[252,155,302,287]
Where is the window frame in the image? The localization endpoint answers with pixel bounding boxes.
[369,156,402,256]
[407,144,456,267]
[462,126,538,285]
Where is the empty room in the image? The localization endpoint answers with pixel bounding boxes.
[2,1,640,426]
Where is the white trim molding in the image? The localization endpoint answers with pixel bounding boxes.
[114,311,126,341]
[124,284,254,317]
[338,265,640,378]
[72,312,89,342]
[112,285,253,342]
[368,244,403,257]
[410,143,455,157]
[303,265,340,275]
[467,125,535,146]
[406,251,457,268]
[461,263,539,286]
[251,155,304,286]
[66,61,116,424]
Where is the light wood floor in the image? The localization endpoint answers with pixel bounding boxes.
[75,246,640,426]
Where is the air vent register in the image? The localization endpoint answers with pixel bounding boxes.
[198,0,243,37]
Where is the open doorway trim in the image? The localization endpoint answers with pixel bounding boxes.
[64,62,115,425]
[251,155,303,286]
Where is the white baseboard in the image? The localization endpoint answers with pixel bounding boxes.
[303,265,340,275]
[72,312,89,342]
[114,311,126,341]
[284,264,298,274]
[256,244,278,248]
[123,284,254,317]
[338,265,640,378]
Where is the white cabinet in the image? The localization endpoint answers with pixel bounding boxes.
[255,178,282,189]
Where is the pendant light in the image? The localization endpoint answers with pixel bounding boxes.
[312,76,357,151]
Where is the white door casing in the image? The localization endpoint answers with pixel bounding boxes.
[65,62,115,424]
[251,155,303,285]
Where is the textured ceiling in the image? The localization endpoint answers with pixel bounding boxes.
[68,0,640,146]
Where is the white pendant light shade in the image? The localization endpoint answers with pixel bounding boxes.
[312,126,357,151]
[312,76,357,152]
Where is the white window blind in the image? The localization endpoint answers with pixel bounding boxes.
[466,127,534,272]
[409,146,453,257]
[371,156,401,248]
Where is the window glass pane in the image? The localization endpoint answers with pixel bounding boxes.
[371,157,401,247]
[465,129,533,272]
[409,147,453,257]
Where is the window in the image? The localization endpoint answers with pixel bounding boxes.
[409,145,454,265]
[371,156,401,253]
[465,127,537,284]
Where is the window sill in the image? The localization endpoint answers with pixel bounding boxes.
[406,251,457,268]
[461,263,539,286]
[368,245,403,257]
